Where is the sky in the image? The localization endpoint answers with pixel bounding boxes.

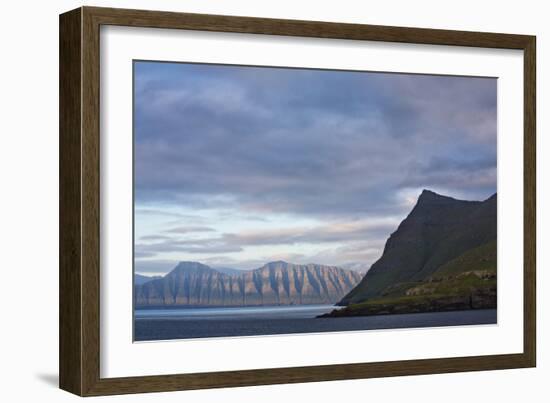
[133,61,497,276]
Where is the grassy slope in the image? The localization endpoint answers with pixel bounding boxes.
[433,240,496,278]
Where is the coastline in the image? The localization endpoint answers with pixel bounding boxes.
[318,291,497,318]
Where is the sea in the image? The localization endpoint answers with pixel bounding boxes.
[134,305,497,341]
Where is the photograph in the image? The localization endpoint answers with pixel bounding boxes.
[132,61,498,342]
[54,4,537,397]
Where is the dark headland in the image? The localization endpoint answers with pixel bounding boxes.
[319,190,497,318]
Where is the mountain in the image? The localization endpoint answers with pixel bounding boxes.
[212,267,248,276]
[326,190,497,316]
[134,261,362,307]
[134,273,161,286]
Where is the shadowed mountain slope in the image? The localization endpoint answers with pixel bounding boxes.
[339,190,496,306]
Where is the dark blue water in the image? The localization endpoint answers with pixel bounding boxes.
[134,305,497,341]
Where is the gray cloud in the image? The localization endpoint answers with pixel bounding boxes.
[134,250,157,258]
[135,208,186,218]
[135,219,397,260]
[133,62,497,268]
[134,62,496,220]
[164,226,215,234]
[139,235,173,241]
[136,239,243,255]
[220,220,397,246]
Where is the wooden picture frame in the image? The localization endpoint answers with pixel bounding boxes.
[59,6,536,396]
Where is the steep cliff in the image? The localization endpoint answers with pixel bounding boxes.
[338,190,497,306]
[135,261,362,307]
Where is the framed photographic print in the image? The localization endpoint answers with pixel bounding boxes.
[59,6,536,396]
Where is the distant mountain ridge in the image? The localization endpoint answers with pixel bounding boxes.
[325,190,497,317]
[135,261,362,307]
[212,267,248,276]
[134,273,161,286]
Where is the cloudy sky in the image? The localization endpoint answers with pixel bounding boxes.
[133,61,497,276]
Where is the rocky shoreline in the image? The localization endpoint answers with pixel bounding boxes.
[318,289,496,318]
